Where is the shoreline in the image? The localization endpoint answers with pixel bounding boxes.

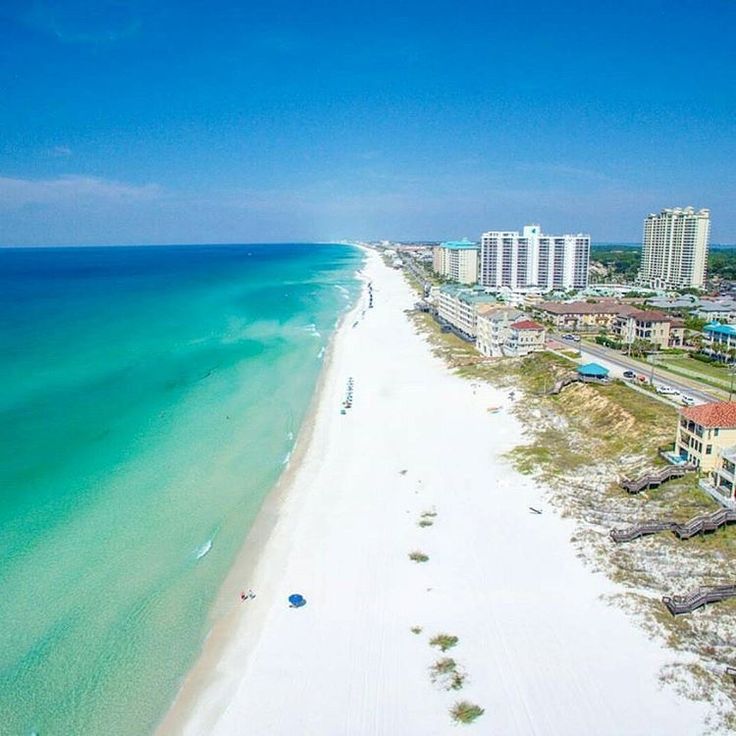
[156,248,370,735]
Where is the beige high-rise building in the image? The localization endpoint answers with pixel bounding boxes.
[639,207,711,290]
[432,240,479,284]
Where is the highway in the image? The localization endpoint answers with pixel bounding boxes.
[550,332,719,405]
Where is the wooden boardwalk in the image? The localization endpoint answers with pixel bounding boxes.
[610,508,736,543]
[663,584,736,615]
[619,463,695,494]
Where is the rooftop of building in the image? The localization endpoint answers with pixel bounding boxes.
[619,308,672,323]
[477,306,523,321]
[681,402,736,429]
[438,239,478,250]
[577,362,609,377]
[647,206,710,217]
[647,296,701,309]
[510,319,545,331]
[697,301,736,312]
[536,301,672,322]
[536,301,623,315]
[439,283,497,304]
[704,322,736,336]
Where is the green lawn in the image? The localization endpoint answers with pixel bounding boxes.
[656,355,734,387]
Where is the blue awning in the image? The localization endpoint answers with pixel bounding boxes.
[577,362,609,377]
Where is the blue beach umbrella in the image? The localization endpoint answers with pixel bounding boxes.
[288,593,306,607]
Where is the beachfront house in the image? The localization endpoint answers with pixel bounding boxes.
[503,319,546,357]
[675,402,736,473]
[475,306,523,357]
[703,445,736,509]
[436,285,497,340]
[675,402,736,509]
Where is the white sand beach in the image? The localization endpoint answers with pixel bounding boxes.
[160,249,710,735]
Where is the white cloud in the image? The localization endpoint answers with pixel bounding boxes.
[0,174,162,208]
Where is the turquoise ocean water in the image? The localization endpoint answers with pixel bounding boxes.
[0,244,362,735]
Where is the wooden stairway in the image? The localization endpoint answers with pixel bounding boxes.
[610,508,736,543]
[663,584,736,615]
[620,463,695,493]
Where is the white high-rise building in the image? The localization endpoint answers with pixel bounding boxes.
[638,207,711,290]
[479,224,590,291]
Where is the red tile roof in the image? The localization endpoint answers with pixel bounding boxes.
[537,301,619,315]
[619,308,672,323]
[681,402,736,428]
[510,319,545,331]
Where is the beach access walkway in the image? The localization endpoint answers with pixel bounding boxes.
[663,584,736,616]
[610,507,736,543]
[619,463,696,494]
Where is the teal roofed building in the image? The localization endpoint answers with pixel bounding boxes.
[433,238,480,285]
[703,321,736,358]
[436,284,497,339]
[576,362,609,380]
[440,238,478,249]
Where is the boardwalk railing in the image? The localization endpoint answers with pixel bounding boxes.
[619,463,695,494]
[610,508,736,543]
[663,584,736,615]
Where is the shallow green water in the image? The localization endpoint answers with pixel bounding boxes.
[0,244,361,735]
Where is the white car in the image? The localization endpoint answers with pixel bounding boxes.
[681,396,695,406]
[656,385,680,396]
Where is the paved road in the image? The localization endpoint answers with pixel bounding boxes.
[550,332,719,405]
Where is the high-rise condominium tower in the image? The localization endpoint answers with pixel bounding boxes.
[639,207,710,290]
[479,224,590,291]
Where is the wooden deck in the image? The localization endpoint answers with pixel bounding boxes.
[610,508,736,543]
[663,584,736,615]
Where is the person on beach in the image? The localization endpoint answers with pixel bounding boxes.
[240,591,246,602]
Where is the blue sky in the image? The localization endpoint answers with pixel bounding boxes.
[0,0,734,245]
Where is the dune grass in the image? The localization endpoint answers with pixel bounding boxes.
[429,633,458,652]
[409,550,429,562]
[451,701,484,724]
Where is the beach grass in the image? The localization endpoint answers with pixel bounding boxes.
[410,625,423,635]
[450,700,484,724]
[429,633,459,652]
[430,658,466,690]
[409,550,429,562]
[431,657,457,675]
[418,518,434,527]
